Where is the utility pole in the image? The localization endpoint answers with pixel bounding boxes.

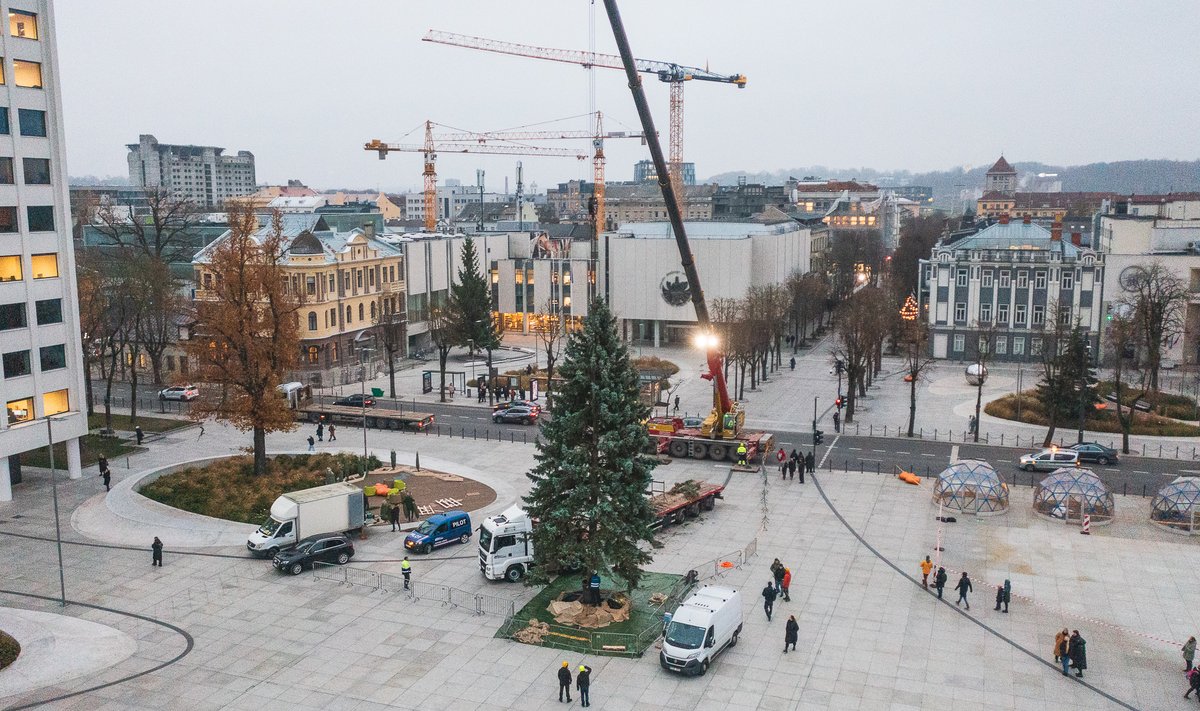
[476,169,485,232]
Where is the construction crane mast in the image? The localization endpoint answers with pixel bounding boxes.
[365,122,587,232]
[423,30,745,203]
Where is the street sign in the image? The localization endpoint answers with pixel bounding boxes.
[531,379,539,401]
[371,388,384,397]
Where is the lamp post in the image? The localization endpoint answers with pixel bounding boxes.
[45,414,69,607]
[467,338,476,398]
[359,345,375,467]
[900,293,919,438]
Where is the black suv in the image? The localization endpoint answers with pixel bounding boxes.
[334,394,376,408]
[1069,442,1120,465]
[273,534,355,575]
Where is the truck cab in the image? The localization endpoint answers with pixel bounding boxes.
[248,516,297,557]
[478,505,534,582]
[405,510,472,554]
[660,585,743,676]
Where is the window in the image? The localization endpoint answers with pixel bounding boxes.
[996,338,1008,355]
[997,304,1009,324]
[0,206,16,232]
[9,10,38,39]
[2,349,29,377]
[356,270,363,288]
[1013,337,1026,356]
[30,253,56,278]
[305,276,316,296]
[27,206,53,231]
[956,269,968,287]
[0,107,8,135]
[35,298,60,324]
[1028,338,1040,356]
[370,302,376,320]
[1034,271,1046,289]
[1032,305,1044,325]
[22,158,49,185]
[1016,271,1028,288]
[1060,305,1073,325]
[953,334,965,352]
[13,60,41,88]
[999,270,1011,287]
[0,254,19,280]
[1015,304,1027,324]
[345,305,352,324]
[953,303,966,322]
[42,388,68,417]
[6,396,32,424]
[358,303,364,321]
[0,158,12,184]
[0,301,24,329]
[981,270,993,288]
[307,312,317,331]
[306,345,319,364]
[1062,272,1075,290]
[18,108,45,136]
[980,304,992,322]
[39,344,64,371]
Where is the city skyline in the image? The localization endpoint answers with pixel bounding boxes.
[56,1,1200,190]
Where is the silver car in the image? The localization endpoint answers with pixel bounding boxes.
[1018,449,1079,471]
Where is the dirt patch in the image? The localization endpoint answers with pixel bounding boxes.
[362,465,496,517]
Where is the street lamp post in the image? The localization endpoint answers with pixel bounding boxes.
[900,293,919,438]
[45,414,69,607]
[467,338,476,398]
[359,345,375,468]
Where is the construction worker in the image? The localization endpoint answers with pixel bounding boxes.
[401,556,411,590]
[736,442,748,466]
[557,661,572,702]
[576,664,592,707]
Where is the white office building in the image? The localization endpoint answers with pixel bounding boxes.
[0,0,88,501]
[127,133,256,207]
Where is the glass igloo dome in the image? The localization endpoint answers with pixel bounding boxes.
[1033,468,1114,524]
[1151,477,1200,535]
[932,459,1008,515]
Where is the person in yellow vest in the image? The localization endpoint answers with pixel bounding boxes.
[401,556,411,590]
[920,555,933,589]
[736,442,748,466]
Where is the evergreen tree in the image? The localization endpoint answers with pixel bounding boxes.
[522,300,659,592]
[448,237,501,398]
[1036,324,1098,447]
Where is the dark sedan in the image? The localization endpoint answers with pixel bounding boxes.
[1069,442,1120,465]
[273,534,355,575]
[493,406,539,425]
[334,394,376,408]
[492,399,539,413]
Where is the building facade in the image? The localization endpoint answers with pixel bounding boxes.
[127,134,256,207]
[633,159,695,186]
[920,216,1105,362]
[1,0,88,500]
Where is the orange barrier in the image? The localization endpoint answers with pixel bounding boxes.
[897,470,921,486]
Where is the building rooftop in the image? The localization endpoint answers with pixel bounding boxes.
[614,220,799,239]
[987,156,1016,175]
[945,220,1082,257]
[794,180,879,193]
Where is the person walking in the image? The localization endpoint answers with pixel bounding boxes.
[761,580,778,621]
[307,435,315,452]
[797,457,805,484]
[557,661,572,703]
[920,556,933,589]
[401,556,411,590]
[576,664,592,707]
[135,425,144,445]
[1002,579,1011,613]
[780,460,788,481]
[955,572,972,609]
[328,424,336,441]
[789,356,796,371]
[784,615,799,653]
[1186,667,1200,700]
[1185,636,1198,673]
[673,395,680,414]
[402,492,418,522]
[98,455,111,492]
[788,459,797,481]
[771,559,785,592]
[781,567,792,602]
[934,567,947,599]
[832,411,840,433]
[790,449,800,469]
[805,451,815,474]
[994,585,1005,611]
[389,502,401,532]
[1068,630,1087,678]
[151,536,163,567]
[316,421,324,441]
[1054,628,1069,666]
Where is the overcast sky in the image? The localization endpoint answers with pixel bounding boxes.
[56,1,1200,192]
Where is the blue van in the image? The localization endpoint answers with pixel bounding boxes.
[404,510,472,554]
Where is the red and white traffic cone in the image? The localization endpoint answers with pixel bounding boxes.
[1081,514,1091,535]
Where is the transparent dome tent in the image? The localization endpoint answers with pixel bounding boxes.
[1151,477,1200,535]
[1033,468,1114,525]
[932,459,1009,516]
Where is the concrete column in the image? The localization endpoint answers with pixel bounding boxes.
[0,457,11,502]
[66,437,82,480]
[654,320,661,348]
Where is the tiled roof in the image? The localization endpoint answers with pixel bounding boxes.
[987,156,1016,174]
[794,180,878,193]
[1127,192,1200,203]
[947,221,1081,257]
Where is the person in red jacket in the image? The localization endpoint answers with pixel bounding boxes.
[781,567,792,602]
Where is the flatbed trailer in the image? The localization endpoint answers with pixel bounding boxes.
[296,403,435,431]
[647,480,725,529]
[647,418,774,464]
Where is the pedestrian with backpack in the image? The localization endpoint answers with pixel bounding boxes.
[934,567,947,599]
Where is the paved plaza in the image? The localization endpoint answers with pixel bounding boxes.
[3,338,1199,710]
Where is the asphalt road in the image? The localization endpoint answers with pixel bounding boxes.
[766,431,1194,497]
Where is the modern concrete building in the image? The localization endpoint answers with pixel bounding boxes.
[634,159,695,186]
[127,134,256,207]
[1,0,88,500]
[919,215,1105,362]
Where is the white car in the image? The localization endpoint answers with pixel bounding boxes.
[1018,449,1079,472]
[158,384,199,401]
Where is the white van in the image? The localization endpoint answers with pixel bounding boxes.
[660,585,743,675]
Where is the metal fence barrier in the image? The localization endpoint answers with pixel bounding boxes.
[312,562,517,617]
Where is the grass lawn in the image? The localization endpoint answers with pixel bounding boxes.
[500,570,683,657]
[984,391,1200,437]
[87,413,189,433]
[19,434,139,469]
[139,452,380,524]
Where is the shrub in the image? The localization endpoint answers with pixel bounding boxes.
[0,630,19,669]
[632,356,680,377]
[985,391,1200,437]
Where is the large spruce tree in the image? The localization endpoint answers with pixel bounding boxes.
[523,299,659,591]
[448,237,501,398]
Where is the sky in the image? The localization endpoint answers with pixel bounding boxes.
[55,1,1200,192]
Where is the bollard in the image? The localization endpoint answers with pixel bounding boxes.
[860,462,864,474]
[876,463,880,475]
[934,429,938,440]
[1123,482,1127,496]
[486,430,489,442]
[844,459,849,472]
[1158,445,1163,458]
[870,425,874,436]
[1141,443,1145,456]
[415,452,421,471]
[1000,434,1005,446]
[510,432,514,443]
[473,428,477,440]
[1142,484,1147,497]
[1177,446,1180,458]
[390,450,397,468]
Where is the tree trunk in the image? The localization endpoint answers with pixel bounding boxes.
[545,357,556,411]
[973,381,983,442]
[486,348,494,405]
[438,349,449,402]
[387,346,397,399]
[1042,415,1058,448]
[907,371,917,437]
[148,351,164,386]
[84,352,95,417]
[103,346,117,431]
[253,426,267,475]
[129,351,140,425]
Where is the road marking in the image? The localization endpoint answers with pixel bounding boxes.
[1180,469,1200,474]
[921,453,936,457]
[871,449,886,453]
[1133,470,1150,475]
[949,445,959,464]
[1103,468,1120,473]
[997,459,1012,463]
[896,451,910,455]
[857,457,882,462]
[848,447,862,451]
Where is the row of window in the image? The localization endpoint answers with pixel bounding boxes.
[956,268,1077,290]
[0,157,49,185]
[952,334,1046,357]
[0,205,54,232]
[307,295,401,332]
[0,252,57,281]
[0,106,46,136]
[6,389,70,426]
[0,57,41,89]
[2,343,65,377]
[954,302,1074,326]
[0,297,60,328]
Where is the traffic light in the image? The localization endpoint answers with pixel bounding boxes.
[814,430,824,445]
[835,397,843,410]
[835,359,844,375]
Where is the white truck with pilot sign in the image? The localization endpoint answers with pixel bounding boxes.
[478,505,535,582]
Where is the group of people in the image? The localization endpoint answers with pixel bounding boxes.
[555,661,593,706]
[776,448,815,482]
[919,557,1010,614]
[1053,628,1088,678]
[762,559,800,653]
[307,420,337,451]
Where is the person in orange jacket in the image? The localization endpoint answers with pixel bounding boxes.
[920,556,933,589]
[781,567,792,602]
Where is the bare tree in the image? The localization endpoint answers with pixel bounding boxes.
[970,321,1001,442]
[428,305,457,403]
[899,295,935,437]
[1122,263,1187,392]
[832,289,877,422]
[535,299,566,410]
[711,297,740,383]
[1104,304,1146,454]
[93,187,202,264]
[372,295,407,398]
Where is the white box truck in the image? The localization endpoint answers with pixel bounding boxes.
[660,585,743,676]
[246,482,367,557]
[478,505,535,582]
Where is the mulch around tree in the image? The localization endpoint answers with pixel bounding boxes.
[363,465,496,518]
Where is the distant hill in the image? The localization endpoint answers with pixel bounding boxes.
[706,159,1200,204]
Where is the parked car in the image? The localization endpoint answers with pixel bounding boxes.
[405,511,472,554]
[1068,442,1119,465]
[272,533,355,575]
[493,406,539,425]
[1018,449,1079,472]
[492,399,539,413]
[158,384,199,401]
[333,394,376,408]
